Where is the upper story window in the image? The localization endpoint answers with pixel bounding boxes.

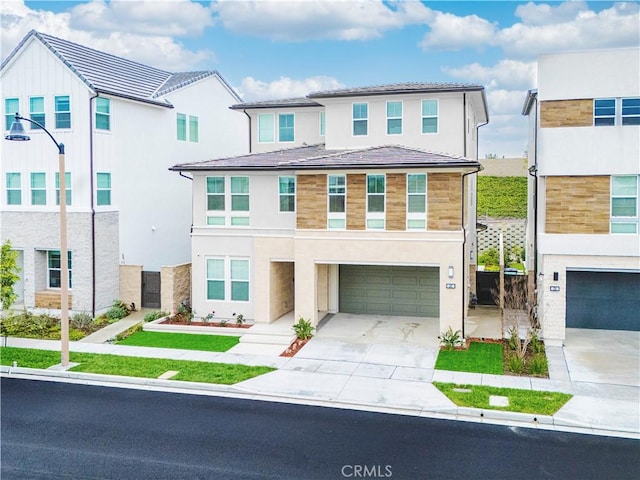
[97,172,111,206]
[6,172,21,205]
[353,103,368,136]
[387,101,402,135]
[177,113,187,140]
[206,176,250,227]
[422,99,438,134]
[95,97,110,130]
[366,174,385,229]
[258,113,274,143]
[55,172,72,206]
[611,175,638,234]
[319,111,326,136]
[30,172,46,205]
[407,173,426,230]
[54,96,71,129]
[29,96,45,129]
[595,98,640,126]
[48,250,72,289]
[328,174,346,229]
[278,113,294,142]
[279,176,295,212]
[5,98,19,130]
[189,115,199,142]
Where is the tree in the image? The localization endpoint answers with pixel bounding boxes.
[1,240,21,310]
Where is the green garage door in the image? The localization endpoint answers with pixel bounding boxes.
[566,271,640,331]
[339,265,439,317]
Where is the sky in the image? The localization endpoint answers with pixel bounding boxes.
[1,1,639,158]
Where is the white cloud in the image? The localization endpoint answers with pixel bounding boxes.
[237,75,345,101]
[443,60,536,91]
[418,11,497,51]
[211,0,432,41]
[478,115,529,159]
[514,0,589,25]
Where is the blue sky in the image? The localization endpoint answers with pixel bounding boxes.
[2,1,639,156]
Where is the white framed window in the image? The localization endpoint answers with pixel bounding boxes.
[319,111,326,136]
[611,175,638,234]
[48,250,72,289]
[5,98,19,131]
[205,257,250,302]
[279,176,295,212]
[55,172,72,206]
[96,172,111,206]
[6,172,21,205]
[386,101,402,135]
[422,99,438,134]
[328,174,346,229]
[29,96,45,129]
[54,95,71,129]
[366,174,385,229]
[230,176,250,226]
[206,176,226,226]
[206,176,250,226]
[189,115,199,142]
[407,173,426,230]
[594,98,615,126]
[176,113,187,140]
[595,98,640,126]
[258,113,274,143]
[622,98,640,126]
[278,113,294,142]
[353,102,368,136]
[31,172,46,205]
[96,97,110,130]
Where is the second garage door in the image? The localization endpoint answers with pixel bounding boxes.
[339,265,439,317]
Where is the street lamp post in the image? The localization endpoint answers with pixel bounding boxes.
[5,113,70,367]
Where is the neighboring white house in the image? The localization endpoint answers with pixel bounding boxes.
[175,83,488,337]
[1,30,248,314]
[523,48,640,345]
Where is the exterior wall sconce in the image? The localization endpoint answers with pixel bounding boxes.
[448,266,454,278]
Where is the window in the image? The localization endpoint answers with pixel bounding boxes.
[595,98,640,126]
[205,257,250,301]
[328,174,346,229]
[176,113,186,141]
[55,172,72,206]
[5,98,19,130]
[611,175,638,234]
[48,250,72,289]
[206,176,250,226]
[387,101,402,135]
[31,172,46,205]
[54,96,71,129]
[279,176,295,212]
[258,113,274,143]
[622,98,640,126]
[319,111,326,136]
[231,176,250,226]
[353,103,368,136]
[594,98,615,126]
[96,97,110,130]
[407,174,426,230]
[206,176,225,225]
[422,99,438,134]
[366,174,385,229]
[278,113,294,142]
[6,172,21,205]
[97,173,111,206]
[189,115,199,142]
[29,97,45,129]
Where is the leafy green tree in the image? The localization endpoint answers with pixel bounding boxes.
[1,240,21,310]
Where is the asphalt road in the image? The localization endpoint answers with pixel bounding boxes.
[1,377,638,480]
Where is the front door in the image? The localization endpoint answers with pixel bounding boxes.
[141,271,161,309]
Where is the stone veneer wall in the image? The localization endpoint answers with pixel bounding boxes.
[161,262,191,314]
[540,99,593,128]
[269,261,294,321]
[119,264,142,311]
[545,176,610,234]
[427,172,462,231]
[296,174,327,229]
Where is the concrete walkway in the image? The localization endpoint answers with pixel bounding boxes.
[79,309,150,344]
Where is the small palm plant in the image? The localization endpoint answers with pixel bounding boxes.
[292,317,315,340]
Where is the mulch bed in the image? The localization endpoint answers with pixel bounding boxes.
[160,314,251,329]
[280,338,309,357]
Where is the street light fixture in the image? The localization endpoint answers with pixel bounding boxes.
[5,113,70,367]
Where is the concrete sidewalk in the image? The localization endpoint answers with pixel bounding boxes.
[2,332,638,439]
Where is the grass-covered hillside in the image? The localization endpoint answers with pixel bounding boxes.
[477,176,527,218]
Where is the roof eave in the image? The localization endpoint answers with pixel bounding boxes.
[96,89,174,108]
[309,85,485,99]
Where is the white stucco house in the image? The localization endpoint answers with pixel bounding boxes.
[523,48,640,345]
[1,30,248,314]
[173,83,489,337]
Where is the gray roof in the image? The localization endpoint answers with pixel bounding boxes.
[171,144,480,172]
[231,97,322,110]
[1,31,239,107]
[309,82,484,98]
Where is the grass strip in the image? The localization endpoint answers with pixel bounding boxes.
[0,347,274,385]
[434,382,573,415]
[117,331,240,352]
[435,342,503,375]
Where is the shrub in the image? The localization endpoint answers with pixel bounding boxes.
[115,323,143,341]
[529,354,548,376]
[234,313,245,326]
[507,326,520,351]
[529,329,544,354]
[143,311,169,322]
[507,354,525,374]
[478,248,500,267]
[439,326,463,351]
[70,312,94,331]
[106,300,129,321]
[292,317,315,340]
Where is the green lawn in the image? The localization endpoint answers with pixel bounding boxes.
[434,382,573,415]
[0,347,274,385]
[117,331,240,352]
[435,342,503,375]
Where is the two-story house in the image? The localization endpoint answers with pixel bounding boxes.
[173,83,488,336]
[523,48,640,345]
[1,31,248,315]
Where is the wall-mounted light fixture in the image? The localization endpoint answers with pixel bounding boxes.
[448,266,454,279]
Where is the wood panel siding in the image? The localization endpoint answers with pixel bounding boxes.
[296,174,327,229]
[346,174,366,230]
[545,176,610,234]
[35,290,72,309]
[427,173,462,231]
[540,99,593,128]
[386,173,406,231]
